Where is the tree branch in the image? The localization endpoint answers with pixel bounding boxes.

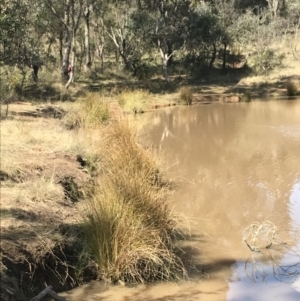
[29,286,66,301]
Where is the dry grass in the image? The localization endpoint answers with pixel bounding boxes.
[243,90,252,102]
[243,221,277,252]
[179,87,193,105]
[1,99,187,294]
[85,120,186,283]
[0,112,95,297]
[63,93,109,129]
[286,80,298,97]
[117,90,151,113]
[0,118,77,179]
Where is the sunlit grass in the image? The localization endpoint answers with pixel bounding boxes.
[117,90,151,113]
[0,118,76,179]
[85,121,186,283]
[63,93,109,129]
[179,87,193,105]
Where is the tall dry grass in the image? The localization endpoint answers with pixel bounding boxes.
[63,93,109,129]
[286,80,298,97]
[85,121,186,283]
[179,87,193,105]
[117,90,151,113]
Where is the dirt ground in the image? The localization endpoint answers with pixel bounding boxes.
[0,104,98,300]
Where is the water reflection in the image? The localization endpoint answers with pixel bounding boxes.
[227,181,300,300]
[146,101,300,300]
[61,101,300,301]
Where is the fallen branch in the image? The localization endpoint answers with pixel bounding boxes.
[243,221,277,252]
[29,286,67,301]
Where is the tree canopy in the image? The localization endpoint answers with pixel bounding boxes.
[0,0,298,88]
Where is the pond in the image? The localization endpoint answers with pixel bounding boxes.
[61,100,300,301]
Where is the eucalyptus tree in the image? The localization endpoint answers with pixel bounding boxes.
[286,0,300,60]
[132,0,191,82]
[183,3,224,71]
[46,0,83,87]
[0,0,30,68]
[105,0,146,74]
[232,9,285,73]
[83,0,93,72]
[209,0,237,70]
[0,0,45,93]
[91,1,109,70]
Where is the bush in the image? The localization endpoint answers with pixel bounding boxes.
[179,87,193,105]
[286,81,298,97]
[252,49,285,74]
[243,90,252,102]
[63,93,109,129]
[85,121,186,283]
[117,90,150,113]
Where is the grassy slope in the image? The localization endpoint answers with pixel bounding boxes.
[0,96,186,300]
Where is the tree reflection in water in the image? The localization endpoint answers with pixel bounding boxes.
[244,229,300,284]
[244,246,300,283]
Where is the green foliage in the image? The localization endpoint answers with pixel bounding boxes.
[0,0,297,92]
[286,81,298,97]
[252,49,285,74]
[179,87,193,105]
[85,121,186,283]
[0,68,20,101]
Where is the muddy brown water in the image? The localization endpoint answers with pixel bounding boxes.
[61,100,300,301]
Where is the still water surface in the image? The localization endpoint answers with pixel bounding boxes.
[61,100,300,301]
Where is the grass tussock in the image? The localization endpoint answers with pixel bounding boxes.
[286,80,298,97]
[243,90,252,102]
[63,93,109,129]
[86,121,186,283]
[179,87,193,105]
[117,90,151,113]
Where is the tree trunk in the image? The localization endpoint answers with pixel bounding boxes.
[84,2,92,72]
[167,41,173,66]
[159,47,170,83]
[62,0,71,82]
[59,28,64,65]
[29,286,66,301]
[209,43,216,69]
[19,68,27,99]
[158,39,171,83]
[267,0,279,18]
[162,56,170,83]
[95,35,105,69]
[65,44,75,89]
[222,43,227,71]
[94,19,105,70]
[65,0,78,89]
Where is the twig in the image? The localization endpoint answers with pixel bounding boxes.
[29,286,67,301]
